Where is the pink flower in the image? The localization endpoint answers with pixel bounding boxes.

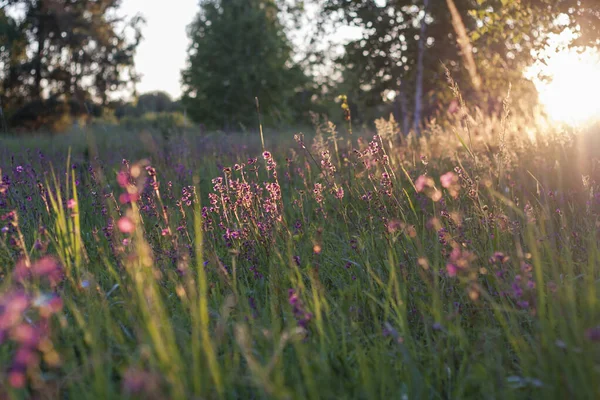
[440,172,458,188]
[446,263,459,277]
[67,199,76,209]
[440,171,460,198]
[0,291,29,331]
[447,99,459,114]
[14,256,63,287]
[32,256,63,286]
[415,175,430,192]
[12,324,38,346]
[415,175,441,201]
[8,371,26,388]
[117,217,135,234]
[119,193,140,204]
[445,248,475,277]
[117,172,129,188]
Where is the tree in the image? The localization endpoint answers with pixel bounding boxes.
[0,7,27,122]
[182,0,309,129]
[322,0,600,130]
[473,0,600,70]
[1,0,143,129]
[136,91,177,114]
[323,0,477,130]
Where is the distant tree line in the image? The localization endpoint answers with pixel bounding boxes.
[1,0,599,133]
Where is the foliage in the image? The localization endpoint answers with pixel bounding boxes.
[136,91,182,115]
[119,111,188,132]
[322,0,484,126]
[0,0,144,130]
[471,1,600,91]
[181,0,309,129]
[320,0,600,127]
[0,7,27,115]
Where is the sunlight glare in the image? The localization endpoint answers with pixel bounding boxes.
[528,31,600,126]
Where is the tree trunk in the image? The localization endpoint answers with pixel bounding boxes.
[413,0,429,136]
[397,84,410,135]
[34,1,46,100]
[446,0,482,92]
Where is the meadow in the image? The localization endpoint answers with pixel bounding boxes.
[0,102,599,399]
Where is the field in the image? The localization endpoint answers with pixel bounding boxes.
[1,107,600,399]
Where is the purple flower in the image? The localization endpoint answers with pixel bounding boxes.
[586,326,600,342]
[288,289,312,329]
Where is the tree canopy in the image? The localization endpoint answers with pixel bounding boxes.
[319,0,600,129]
[181,0,309,130]
[0,0,143,130]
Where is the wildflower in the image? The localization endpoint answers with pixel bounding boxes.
[122,368,160,395]
[445,247,475,277]
[313,183,324,205]
[489,252,510,264]
[249,265,263,280]
[440,171,460,198]
[380,172,392,196]
[8,370,26,388]
[14,256,63,287]
[387,219,402,233]
[294,133,306,149]
[415,175,441,201]
[67,199,76,209]
[117,217,135,234]
[517,300,530,309]
[116,171,129,188]
[585,326,600,342]
[288,289,312,329]
[248,297,259,319]
[119,193,140,204]
[0,291,29,332]
[446,264,459,277]
[0,289,62,388]
[31,257,63,286]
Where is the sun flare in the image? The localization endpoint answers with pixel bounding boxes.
[528,42,600,126]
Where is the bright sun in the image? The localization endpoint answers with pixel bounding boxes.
[527,30,600,126]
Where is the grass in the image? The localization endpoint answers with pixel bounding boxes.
[0,106,599,399]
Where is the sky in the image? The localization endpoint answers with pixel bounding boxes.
[119,1,361,100]
[120,0,199,99]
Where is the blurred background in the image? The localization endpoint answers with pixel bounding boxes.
[0,0,599,135]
